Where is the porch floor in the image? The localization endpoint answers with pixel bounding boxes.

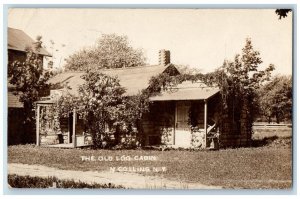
[41,143,92,148]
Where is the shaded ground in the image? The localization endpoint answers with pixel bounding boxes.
[251,128,292,148]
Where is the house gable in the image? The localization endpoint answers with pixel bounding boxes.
[8,27,51,57]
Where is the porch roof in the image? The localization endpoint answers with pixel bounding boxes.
[149,82,220,101]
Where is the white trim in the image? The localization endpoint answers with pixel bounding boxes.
[204,99,208,148]
[36,104,40,146]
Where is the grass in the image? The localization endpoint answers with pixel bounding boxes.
[8,174,124,188]
[8,130,292,189]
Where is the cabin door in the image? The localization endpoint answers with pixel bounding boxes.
[175,101,191,147]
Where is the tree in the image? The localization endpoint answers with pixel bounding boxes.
[202,38,275,146]
[8,37,52,143]
[45,39,66,69]
[64,34,146,71]
[258,75,292,123]
[58,71,135,148]
[275,9,292,19]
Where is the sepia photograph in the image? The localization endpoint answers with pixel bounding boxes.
[6,8,293,190]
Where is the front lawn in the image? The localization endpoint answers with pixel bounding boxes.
[8,139,292,189]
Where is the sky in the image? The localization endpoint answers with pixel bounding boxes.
[8,8,293,75]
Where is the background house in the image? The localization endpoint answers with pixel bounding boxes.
[8,27,51,145]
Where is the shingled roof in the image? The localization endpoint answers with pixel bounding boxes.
[8,27,51,56]
[49,64,180,96]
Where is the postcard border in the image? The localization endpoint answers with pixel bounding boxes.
[2,3,297,195]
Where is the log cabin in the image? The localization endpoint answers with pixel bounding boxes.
[35,50,250,149]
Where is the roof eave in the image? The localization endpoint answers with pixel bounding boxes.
[8,47,52,57]
[206,90,220,101]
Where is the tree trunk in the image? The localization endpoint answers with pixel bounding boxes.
[268,116,271,124]
[276,113,280,124]
[115,125,121,145]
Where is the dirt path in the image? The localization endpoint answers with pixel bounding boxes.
[8,163,222,189]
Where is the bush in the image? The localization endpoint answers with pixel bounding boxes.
[8,174,125,189]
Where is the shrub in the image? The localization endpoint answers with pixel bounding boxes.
[8,174,125,189]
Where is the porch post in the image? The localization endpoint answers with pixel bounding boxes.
[72,108,77,148]
[204,99,207,148]
[36,104,40,146]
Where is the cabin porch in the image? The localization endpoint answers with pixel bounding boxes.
[35,100,92,148]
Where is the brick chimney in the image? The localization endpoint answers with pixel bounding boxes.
[159,49,170,66]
